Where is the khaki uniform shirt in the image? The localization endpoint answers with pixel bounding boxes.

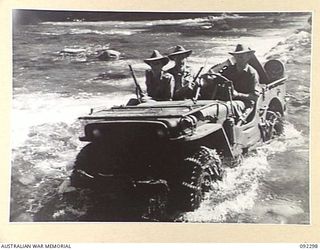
[221,64,260,95]
[168,65,195,100]
[145,70,175,101]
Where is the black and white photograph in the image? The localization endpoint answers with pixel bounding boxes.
[11,10,311,223]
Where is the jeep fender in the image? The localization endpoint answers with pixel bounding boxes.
[268,97,285,115]
[183,123,233,157]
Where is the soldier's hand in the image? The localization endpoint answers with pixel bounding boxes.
[189,81,196,89]
[232,89,239,98]
[140,95,153,103]
[182,81,195,90]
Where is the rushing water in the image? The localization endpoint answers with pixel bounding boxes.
[11,12,311,223]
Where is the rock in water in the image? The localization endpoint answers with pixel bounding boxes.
[97,49,121,60]
[18,174,36,185]
[60,48,86,54]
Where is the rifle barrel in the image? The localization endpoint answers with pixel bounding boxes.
[128,64,144,100]
[192,66,204,102]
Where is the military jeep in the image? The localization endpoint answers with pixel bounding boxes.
[70,54,286,220]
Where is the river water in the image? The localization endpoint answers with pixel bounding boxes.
[11,12,311,223]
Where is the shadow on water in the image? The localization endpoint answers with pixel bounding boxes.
[33,185,180,222]
[33,190,144,222]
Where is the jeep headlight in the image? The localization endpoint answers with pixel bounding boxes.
[155,127,167,138]
[92,128,102,138]
[179,115,197,135]
[78,119,90,139]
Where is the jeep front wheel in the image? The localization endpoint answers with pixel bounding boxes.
[180,146,223,211]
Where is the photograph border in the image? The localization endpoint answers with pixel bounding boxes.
[1,0,319,243]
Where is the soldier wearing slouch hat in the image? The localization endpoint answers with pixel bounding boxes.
[168,45,197,100]
[143,50,175,101]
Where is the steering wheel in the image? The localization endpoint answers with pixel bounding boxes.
[203,73,234,101]
[206,72,229,82]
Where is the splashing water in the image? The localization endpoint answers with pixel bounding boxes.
[181,151,269,222]
[181,121,306,223]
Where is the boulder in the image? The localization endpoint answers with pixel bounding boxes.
[97,49,121,60]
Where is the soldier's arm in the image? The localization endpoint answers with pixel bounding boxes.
[168,75,175,100]
[145,70,151,95]
[250,67,260,97]
[159,74,175,101]
[140,70,154,102]
[234,67,260,99]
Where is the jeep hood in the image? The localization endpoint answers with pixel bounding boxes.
[79,100,217,120]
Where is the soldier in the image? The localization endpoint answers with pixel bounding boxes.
[200,44,260,121]
[168,45,196,100]
[211,44,262,123]
[143,50,175,101]
[223,44,260,106]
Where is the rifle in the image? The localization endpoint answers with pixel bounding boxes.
[128,64,145,102]
[192,66,204,102]
[227,81,236,117]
